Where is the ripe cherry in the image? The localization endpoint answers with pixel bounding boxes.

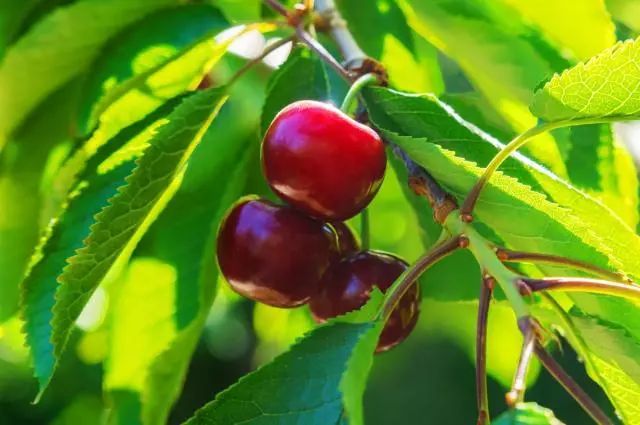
[216,196,338,308]
[309,251,420,352]
[326,221,359,263]
[262,100,386,221]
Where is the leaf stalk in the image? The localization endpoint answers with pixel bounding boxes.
[522,277,640,302]
[534,343,613,425]
[476,275,493,425]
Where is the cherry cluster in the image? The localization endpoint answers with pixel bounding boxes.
[216,100,420,351]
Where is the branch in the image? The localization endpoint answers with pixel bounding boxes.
[380,237,462,320]
[263,0,289,17]
[534,343,613,425]
[295,26,352,81]
[228,35,296,85]
[496,248,630,283]
[392,144,458,224]
[521,277,640,302]
[476,275,493,425]
[314,0,367,68]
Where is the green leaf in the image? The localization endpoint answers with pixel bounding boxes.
[606,0,640,34]
[53,9,232,212]
[364,87,640,283]
[214,0,262,22]
[0,0,178,144]
[536,301,640,424]
[260,47,330,135]
[562,124,638,228]
[493,403,565,425]
[498,0,616,60]
[21,161,136,398]
[335,0,443,94]
[0,0,41,53]
[0,81,76,321]
[21,87,228,395]
[364,86,640,419]
[105,93,261,425]
[531,37,640,122]
[77,4,229,133]
[183,320,383,425]
[398,0,569,174]
[443,92,639,230]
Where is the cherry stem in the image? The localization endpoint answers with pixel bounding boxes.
[379,236,461,321]
[459,114,640,217]
[534,343,613,425]
[496,248,629,283]
[521,277,640,302]
[228,35,296,86]
[340,72,378,113]
[476,275,493,425]
[307,0,458,224]
[506,317,536,407]
[360,208,370,250]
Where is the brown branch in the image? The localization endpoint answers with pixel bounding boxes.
[496,248,630,283]
[228,35,296,85]
[520,277,640,301]
[295,26,352,81]
[476,275,494,425]
[380,237,462,320]
[263,0,289,17]
[313,0,366,68]
[391,144,458,224]
[534,343,613,425]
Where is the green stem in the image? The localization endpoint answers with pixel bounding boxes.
[360,208,370,249]
[460,115,640,216]
[340,73,378,114]
[445,211,530,318]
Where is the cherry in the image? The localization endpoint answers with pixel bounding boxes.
[309,251,420,352]
[262,100,386,221]
[325,221,359,263]
[216,196,338,308]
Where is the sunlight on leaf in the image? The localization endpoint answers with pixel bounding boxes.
[531,37,640,122]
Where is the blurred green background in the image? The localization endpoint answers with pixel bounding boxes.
[1,0,638,423]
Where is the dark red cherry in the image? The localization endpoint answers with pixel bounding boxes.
[216,196,338,308]
[309,251,420,352]
[262,100,386,221]
[331,222,359,255]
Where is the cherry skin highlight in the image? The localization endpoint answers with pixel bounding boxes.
[309,251,420,352]
[216,196,338,308]
[262,100,387,221]
[326,221,359,263]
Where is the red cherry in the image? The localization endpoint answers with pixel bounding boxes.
[216,196,338,308]
[262,100,386,221]
[325,221,359,264]
[309,251,420,352]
